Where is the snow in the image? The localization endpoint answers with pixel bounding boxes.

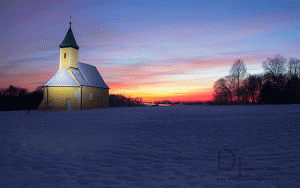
[1,105,300,187]
[42,62,109,89]
[70,68,89,86]
[42,67,79,87]
[77,62,109,89]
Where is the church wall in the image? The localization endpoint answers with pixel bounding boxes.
[38,91,47,110]
[59,48,70,70]
[38,87,50,110]
[101,88,109,108]
[38,86,109,111]
[70,48,78,68]
[59,48,78,70]
[45,86,80,111]
[81,86,109,109]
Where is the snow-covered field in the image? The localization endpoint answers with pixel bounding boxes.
[1,105,300,188]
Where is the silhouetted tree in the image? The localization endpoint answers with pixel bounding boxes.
[0,85,44,111]
[109,94,144,107]
[2,85,29,97]
[259,81,274,104]
[161,100,172,104]
[276,73,288,93]
[239,84,250,103]
[283,76,300,104]
[0,85,28,111]
[28,87,44,110]
[153,100,172,105]
[225,75,236,102]
[109,94,126,107]
[259,81,284,104]
[229,59,247,103]
[173,101,180,104]
[132,97,143,105]
[274,84,284,104]
[288,57,300,78]
[211,54,300,105]
[243,74,263,103]
[262,54,287,85]
[213,77,233,103]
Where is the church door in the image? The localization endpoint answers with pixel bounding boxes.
[67,99,72,110]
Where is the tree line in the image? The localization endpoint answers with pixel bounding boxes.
[152,100,204,105]
[109,94,144,107]
[213,54,300,105]
[0,85,145,111]
[0,85,43,111]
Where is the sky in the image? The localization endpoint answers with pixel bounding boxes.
[1,0,300,102]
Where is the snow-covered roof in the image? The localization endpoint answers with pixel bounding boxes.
[77,62,109,89]
[70,67,89,86]
[42,67,79,87]
[42,62,109,89]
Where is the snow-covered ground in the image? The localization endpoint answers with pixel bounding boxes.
[1,105,300,188]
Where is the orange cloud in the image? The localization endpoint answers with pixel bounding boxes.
[95,53,274,102]
[1,49,284,102]
[0,66,57,92]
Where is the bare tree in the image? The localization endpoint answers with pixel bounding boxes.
[2,85,29,97]
[284,75,300,104]
[239,85,250,103]
[132,97,143,105]
[229,59,247,103]
[288,57,300,78]
[262,54,287,84]
[213,77,233,103]
[244,74,263,103]
[225,75,236,102]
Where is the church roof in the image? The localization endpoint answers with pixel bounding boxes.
[42,62,109,89]
[70,67,89,86]
[77,62,109,89]
[42,67,79,87]
[59,23,79,50]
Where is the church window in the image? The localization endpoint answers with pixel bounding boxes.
[64,53,66,58]
[89,92,93,101]
[74,91,77,99]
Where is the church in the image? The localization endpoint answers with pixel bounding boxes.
[38,22,109,111]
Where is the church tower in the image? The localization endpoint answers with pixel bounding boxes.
[59,21,79,69]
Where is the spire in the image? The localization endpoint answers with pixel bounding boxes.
[69,16,72,28]
[59,19,79,50]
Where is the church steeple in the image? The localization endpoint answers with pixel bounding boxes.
[59,20,79,70]
[59,21,79,50]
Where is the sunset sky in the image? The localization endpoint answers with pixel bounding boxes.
[1,0,300,102]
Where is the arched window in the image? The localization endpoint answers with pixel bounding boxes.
[89,92,93,101]
[64,53,66,58]
[74,91,77,99]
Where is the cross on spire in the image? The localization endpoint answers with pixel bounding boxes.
[70,16,72,27]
